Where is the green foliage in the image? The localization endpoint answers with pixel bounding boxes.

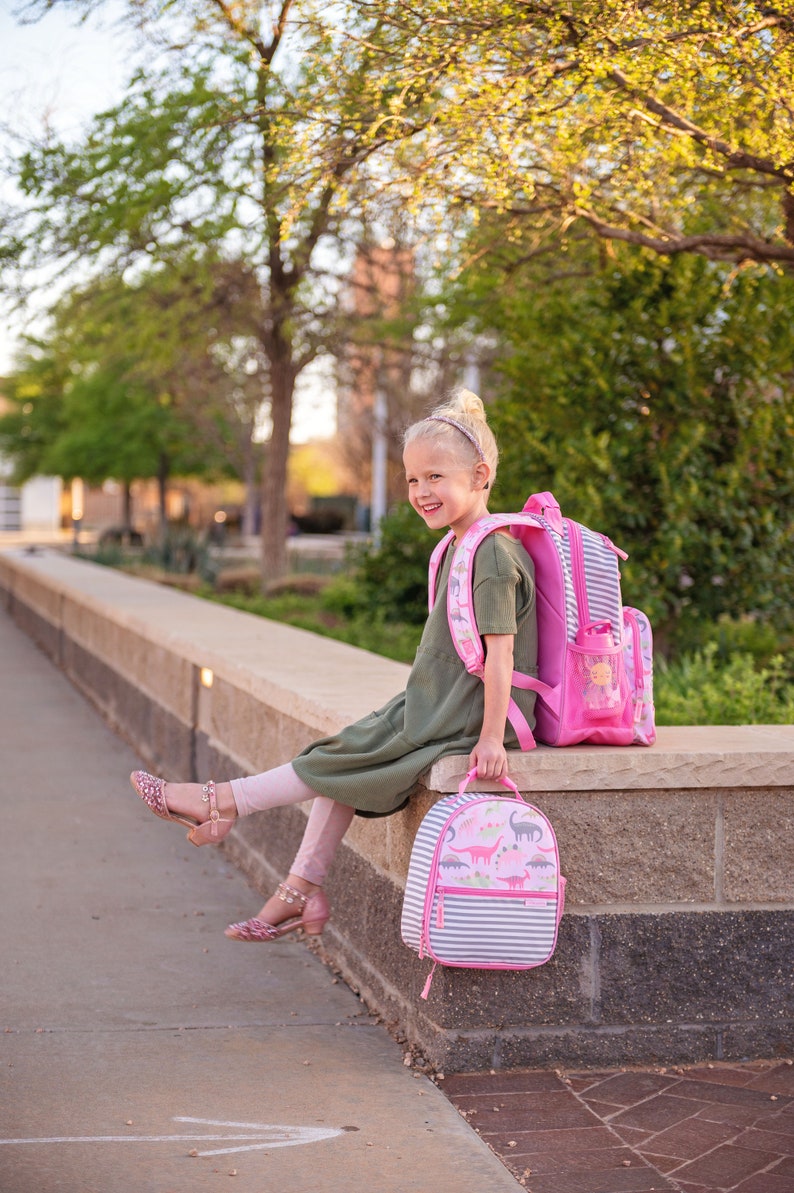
[0,348,70,484]
[371,1,794,269]
[655,647,794,726]
[1,2,439,578]
[0,262,250,497]
[439,240,794,652]
[672,616,791,673]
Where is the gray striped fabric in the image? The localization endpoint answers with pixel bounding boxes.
[561,521,624,644]
[427,894,559,967]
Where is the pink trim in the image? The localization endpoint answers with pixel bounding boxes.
[438,885,562,901]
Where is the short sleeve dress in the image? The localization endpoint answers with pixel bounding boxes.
[291,531,538,816]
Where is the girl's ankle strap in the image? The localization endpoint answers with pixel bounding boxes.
[276,881,308,908]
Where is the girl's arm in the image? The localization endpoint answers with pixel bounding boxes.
[469,632,515,780]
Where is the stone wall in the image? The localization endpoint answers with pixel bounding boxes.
[2,547,792,1072]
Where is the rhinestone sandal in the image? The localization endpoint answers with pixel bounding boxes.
[129,771,235,846]
[224,881,330,941]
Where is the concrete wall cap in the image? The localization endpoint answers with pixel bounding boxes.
[3,549,792,791]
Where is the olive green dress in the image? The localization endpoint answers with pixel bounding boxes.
[292,532,538,816]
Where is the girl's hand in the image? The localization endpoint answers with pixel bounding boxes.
[469,735,508,781]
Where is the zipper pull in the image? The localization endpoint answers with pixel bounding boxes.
[600,533,629,561]
[436,890,445,930]
[421,963,437,1000]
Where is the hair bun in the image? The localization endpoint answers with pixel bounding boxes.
[453,388,486,422]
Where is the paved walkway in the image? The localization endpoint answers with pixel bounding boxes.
[2,600,792,1193]
[444,1062,794,1192]
[0,604,517,1193]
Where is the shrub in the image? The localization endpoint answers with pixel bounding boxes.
[669,614,790,673]
[347,503,436,625]
[654,645,794,725]
[265,573,332,598]
[214,566,262,595]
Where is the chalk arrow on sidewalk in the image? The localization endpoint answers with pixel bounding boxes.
[0,1115,344,1157]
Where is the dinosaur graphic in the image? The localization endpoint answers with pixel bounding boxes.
[509,811,543,843]
[478,819,506,842]
[448,834,504,865]
[527,853,555,870]
[496,871,534,890]
[439,853,469,872]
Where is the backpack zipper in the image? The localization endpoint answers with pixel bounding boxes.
[421,795,482,953]
[435,886,560,929]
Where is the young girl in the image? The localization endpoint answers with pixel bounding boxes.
[130,389,538,942]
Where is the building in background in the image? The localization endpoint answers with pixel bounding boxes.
[0,383,62,535]
[336,240,419,529]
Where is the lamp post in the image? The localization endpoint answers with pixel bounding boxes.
[371,372,388,546]
[71,478,84,552]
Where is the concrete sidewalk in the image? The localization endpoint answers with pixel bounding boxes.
[0,604,520,1193]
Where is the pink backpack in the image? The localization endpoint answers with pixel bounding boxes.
[428,491,656,748]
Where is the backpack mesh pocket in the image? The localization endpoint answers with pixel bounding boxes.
[565,642,631,725]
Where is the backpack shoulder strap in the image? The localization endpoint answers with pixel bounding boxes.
[446,511,557,752]
[428,530,456,613]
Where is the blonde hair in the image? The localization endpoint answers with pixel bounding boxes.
[404,388,499,486]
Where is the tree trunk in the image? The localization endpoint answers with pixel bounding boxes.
[259,350,295,583]
[122,481,133,533]
[157,454,169,526]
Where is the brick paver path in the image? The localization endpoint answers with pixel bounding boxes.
[443,1060,794,1192]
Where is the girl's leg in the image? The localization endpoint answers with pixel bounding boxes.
[240,796,354,930]
[140,762,320,825]
[230,763,320,817]
[132,763,356,937]
[291,796,356,886]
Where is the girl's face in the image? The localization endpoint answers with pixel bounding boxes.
[403,438,490,538]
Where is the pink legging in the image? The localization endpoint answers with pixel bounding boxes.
[230,763,355,886]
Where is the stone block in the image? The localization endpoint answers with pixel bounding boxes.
[10,569,62,626]
[514,789,715,907]
[429,725,794,793]
[597,910,794,1024]
[722,789,794,903]
[10,597,61,662]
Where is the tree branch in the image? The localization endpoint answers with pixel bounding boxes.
[208,0,294,63]
[576,207,794,267]
[609,67,792,182]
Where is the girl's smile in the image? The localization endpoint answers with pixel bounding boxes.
[403,440,491,539]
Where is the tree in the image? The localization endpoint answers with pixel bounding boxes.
[65,257,273,534]
[0,345,69,484]
[366,0,794,270]
[4,1,432,579]
[0,334,213,529]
